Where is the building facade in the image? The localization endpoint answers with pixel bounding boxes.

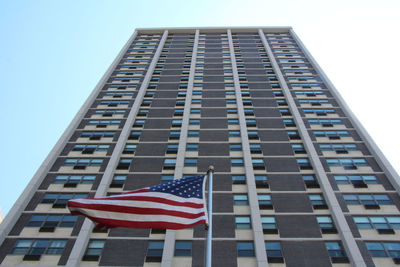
[0,27,400,267]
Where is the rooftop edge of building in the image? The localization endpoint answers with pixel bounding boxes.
[135,26,293,34]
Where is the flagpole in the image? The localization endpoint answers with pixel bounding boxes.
[206,165,214,267]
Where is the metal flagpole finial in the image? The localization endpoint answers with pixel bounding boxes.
[207,165,214,173]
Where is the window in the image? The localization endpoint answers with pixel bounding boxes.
[161,175,174,183]
[236,216,251,229]
[334,175,377,188]
[296,158,313,170]
[169,131,181,140]
[176,100,185,106]
[42,193,88,208]
[232,175,246,185]
[100,100,130,107]
[81,131,115,140]
[53,175,95,186]
[252,158,265,169]
[319,144,357,154]
[317,216,337,234]
[308,119,342,127]
[343,194,392,209]
[242,100,252,106]
[105,92,134,97]
[12,239,67,260]
[234,194,248,205]
[164,159,176,169]
[146,241,164,262]
[276,99,287,106]
[64,158,103,169]
[244,109,254,116]
[133,120,146,128]
[145,91,155,97]
[246,119,257,127]
[129,131,141,140]
[273,91,284,97]
[313,131,350,140]
[265,242,284,263]
[189,119,200,125]
[255,175,268,188]
[287,131,301,140]
[229,131,241,137]
[279,109,291,116]
[303,109,335,116]
[258,194,273,209]
[291,144,306,154]
[299,99,329,105]
[228,119,239,125]
[166,144,179,154]
[231,158,244,167]
[28,215,78,231]
[326,158,368,170]
[309,194,327,209]
[302,175,319,188]
[186,143,198,151]
[142,100,152,106]
[172,120,182,127]
[95,110,125,117]
[249,144,262,154]
[179,83,188,89]
[237,242,255,257]
[184,158,197,167]
[88,120,121,128]
[110,175,126,188]
[116,159,132,170]
[187,131,199,137]
[283,119,295,127]
[190,109,201,114]
[83,240,105,261]
[261,217,278,234]
[230,144,242,151]
[174,241,191,256]
[354,216,400,234]
[228,109,237,114]
[366,242,400,261]
[193,91,202,96]
[137,109,149,117]
[123,144,137,154]
[325,242,348,263]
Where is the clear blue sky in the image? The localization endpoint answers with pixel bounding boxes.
[0,0,399,216]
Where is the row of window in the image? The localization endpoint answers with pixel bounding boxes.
[23,211,400,235]
[51,173,379,191]
[16,238,378,264]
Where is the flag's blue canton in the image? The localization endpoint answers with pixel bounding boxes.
[150,176,205,199]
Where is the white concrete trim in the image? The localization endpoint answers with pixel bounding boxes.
[259,29,367,267]
[65,30,169,267]
[161,29,200,267]
[228,29,269,267]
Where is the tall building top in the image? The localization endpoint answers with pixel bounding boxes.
[135,26,293,33]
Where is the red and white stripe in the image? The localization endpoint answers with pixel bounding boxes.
[67,188,207,229]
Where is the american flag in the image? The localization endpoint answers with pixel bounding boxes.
[67,175,208,230]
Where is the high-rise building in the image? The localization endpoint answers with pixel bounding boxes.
[0,27,399,267]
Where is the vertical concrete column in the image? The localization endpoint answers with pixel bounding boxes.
[66,30,169,267]
[228,29,269,267]
[290,29,400,194]
[161,29,200,267]
[0,31,139,246]
[258,29,366,267]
